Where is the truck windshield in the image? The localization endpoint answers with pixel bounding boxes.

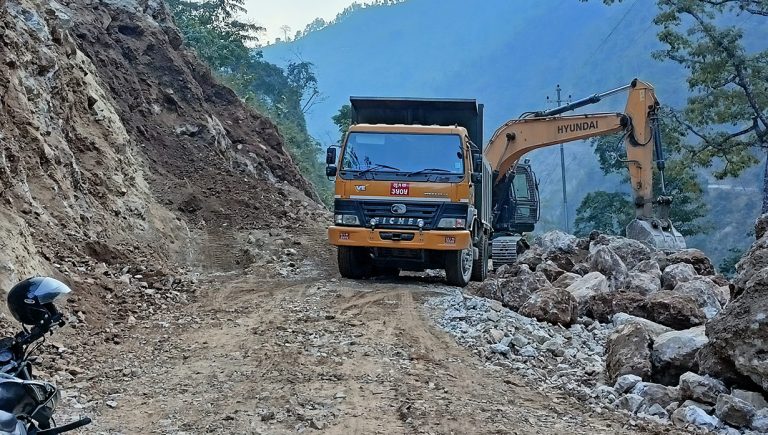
[341,132,464,174]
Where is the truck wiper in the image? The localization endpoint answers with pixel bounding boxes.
[407,168,453,177]
[356,164,401,174]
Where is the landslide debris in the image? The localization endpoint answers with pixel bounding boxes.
[426,228,768,433]
[0,0,330,427]
[0,0,328,289]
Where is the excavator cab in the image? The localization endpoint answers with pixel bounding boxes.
[489,162,540,268]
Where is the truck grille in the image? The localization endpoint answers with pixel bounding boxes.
[360,201,440,229]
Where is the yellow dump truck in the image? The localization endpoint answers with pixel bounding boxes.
[326,80,686,287]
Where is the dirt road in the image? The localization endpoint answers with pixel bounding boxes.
[65,260,673,434]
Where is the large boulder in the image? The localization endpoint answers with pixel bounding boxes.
[535,261,565,283]
[571,263,591,276]
[678,372,727,405]
[534,230,578,254]
[733,215,768,290]
[612,313,672,339]
[605,323,652,384]
[624,272,661,296]
[705,267,768,392]
[519,288,578,326]
[731,389,768,411]
[632,260,662,280]
[631,382,681,408]
[614,394,645,413]
[696,343,760,388]
[566,272,610,312]
[673,277,723,319]
[667,249,715,276]
[662,263,697,290]
[476,265,551,310]
[757,214,768,240]
[552,272,580,289]
[590,234,653,265]
[752,408,768,432]
[587,292,646,322]
[651,326,708,385]
[614,374,643,394]
[644,291,707,330]
[588,246,628,289]
[671,405,721,430]
[715,394,756,428]
[516,246,545,270]
[545,251,577,273]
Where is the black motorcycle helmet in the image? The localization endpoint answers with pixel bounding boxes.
[7,277,71,326]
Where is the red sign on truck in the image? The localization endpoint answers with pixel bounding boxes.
[390,182,410,196]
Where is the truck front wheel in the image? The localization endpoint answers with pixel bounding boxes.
[445,247,473,287]
[338,246,373,279]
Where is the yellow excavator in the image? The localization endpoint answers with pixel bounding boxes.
[326,79,685,286]
[485,78,686,266]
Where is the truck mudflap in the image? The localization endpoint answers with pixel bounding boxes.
[626,218,686,250]
[328,226,471,250]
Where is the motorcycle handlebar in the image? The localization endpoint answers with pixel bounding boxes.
[36,417,91,434]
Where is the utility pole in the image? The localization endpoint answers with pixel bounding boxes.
[547,85,571,233]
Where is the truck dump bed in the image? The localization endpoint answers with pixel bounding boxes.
[350,97,484,146]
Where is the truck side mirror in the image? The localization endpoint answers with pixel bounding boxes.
[326,165,338,177]
[325,147,337,165]
[472,154,483,172]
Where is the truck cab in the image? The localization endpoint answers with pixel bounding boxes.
[326,97,492,286]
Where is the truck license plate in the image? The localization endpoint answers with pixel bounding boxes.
[390,182,410,196]
[445,236,456,244]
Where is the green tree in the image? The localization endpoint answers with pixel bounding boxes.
[587,0,768,212]
[574,191,634,236]
[166,0,263,69]
[577,110,709,236]
[331,104,353,143]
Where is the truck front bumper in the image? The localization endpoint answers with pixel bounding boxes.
[328,226,471,250]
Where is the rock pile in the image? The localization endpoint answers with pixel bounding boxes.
[477,231,727,332]
[442,225,768,433]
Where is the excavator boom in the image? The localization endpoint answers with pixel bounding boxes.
[484,79,685,251]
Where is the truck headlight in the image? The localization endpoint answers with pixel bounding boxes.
[334,214,360,226]
[437,218,466,229]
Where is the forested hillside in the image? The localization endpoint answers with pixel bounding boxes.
[262,0,766,266]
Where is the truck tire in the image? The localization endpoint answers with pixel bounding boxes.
[338,246,373,279]
[471,232,488,282]
[445,247,473,287]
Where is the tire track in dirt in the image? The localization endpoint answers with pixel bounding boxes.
[82,272,673,434]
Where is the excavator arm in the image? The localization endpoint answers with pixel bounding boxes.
[484,79,685,250]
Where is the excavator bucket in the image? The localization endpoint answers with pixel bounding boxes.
[626,218,686,251]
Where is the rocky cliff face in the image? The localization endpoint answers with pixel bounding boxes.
[0,0,319,289]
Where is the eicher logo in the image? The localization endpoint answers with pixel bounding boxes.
[557,120,599,134]
[354,185,367,192]
[391,204,407,214]
[390,182,410,196]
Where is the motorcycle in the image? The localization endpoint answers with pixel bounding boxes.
[0,277,91,434]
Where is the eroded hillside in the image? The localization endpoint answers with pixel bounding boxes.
[0,0,323,290]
